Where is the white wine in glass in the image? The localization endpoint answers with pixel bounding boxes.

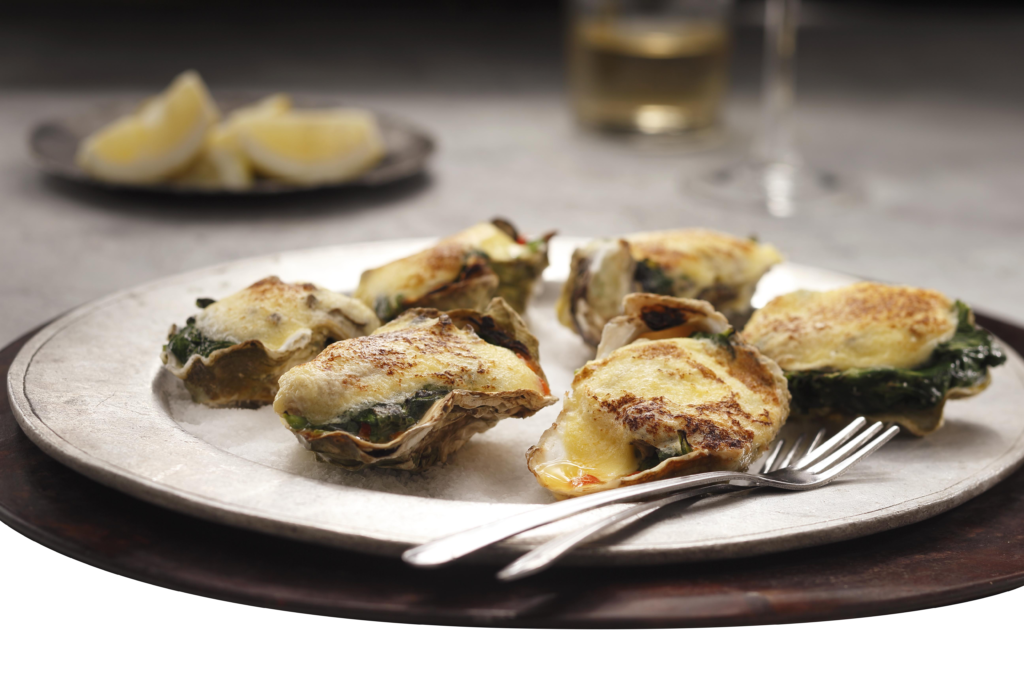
[690,0,848,216]
[569,0,734,136]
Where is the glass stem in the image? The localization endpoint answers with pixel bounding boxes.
[755,0,801,166]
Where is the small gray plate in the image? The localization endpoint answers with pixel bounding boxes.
[28,93,435,195]
[8,238,1024,564]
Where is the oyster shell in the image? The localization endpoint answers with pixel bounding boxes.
[486,218,554,313]
[556,238,637,347]
[557,229,783,346]
[161,276,379,407]
[529,294,790,498]
[274,297,557,471]
[354,218,553,321]
[743,283,1006,436]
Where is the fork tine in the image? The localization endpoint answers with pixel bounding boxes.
[798,417,867,466]
[806,430,823,462]
[807,421,885,473]
[816,425,901,480]
[775,434,805,471]
[759,439,785,473]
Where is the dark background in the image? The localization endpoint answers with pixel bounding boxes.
[2,0,1022,107]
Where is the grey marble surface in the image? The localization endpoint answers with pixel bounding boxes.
[2,13,1024,346]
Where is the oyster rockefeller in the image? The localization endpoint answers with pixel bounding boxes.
[274,298,557,471]
[162,277,379,407]
[558,229,783,346]
[354,219,553,321]
[529,294,790,498]
[743,282,1006,436]
[156,233,1008,502]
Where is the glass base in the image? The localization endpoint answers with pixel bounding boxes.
[580,121,730,156]
[689,160,850,217]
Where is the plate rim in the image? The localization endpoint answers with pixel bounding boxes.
[9,238,1024,564]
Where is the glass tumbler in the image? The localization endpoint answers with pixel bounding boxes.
[568,0,734,135]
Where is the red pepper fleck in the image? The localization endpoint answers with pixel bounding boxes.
[516,352,550,395]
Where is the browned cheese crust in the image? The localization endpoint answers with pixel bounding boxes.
[162,276,379,407]
[275,298,557,471]
[530,294,789,497]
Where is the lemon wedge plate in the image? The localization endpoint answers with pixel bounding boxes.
[31,94,434,195]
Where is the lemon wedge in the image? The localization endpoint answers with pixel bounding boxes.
[77,71,220,184]
[175,94,291,190]
[236,109,385,185]
[170,153,221,188]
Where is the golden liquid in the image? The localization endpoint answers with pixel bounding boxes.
[570,19,731,134]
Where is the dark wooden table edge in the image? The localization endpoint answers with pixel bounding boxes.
[4,494,1021,629]
[3,310,1024,629]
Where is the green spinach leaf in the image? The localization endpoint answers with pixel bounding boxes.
[634,259,675,296]
[166,317,236,365]
[786,301,1006,415]
[299,385,452,443]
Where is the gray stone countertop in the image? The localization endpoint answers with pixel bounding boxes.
[2,13,1024,345]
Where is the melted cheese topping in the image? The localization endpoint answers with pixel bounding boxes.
[531,337,786,496]
[742,283,959,371]
[446,222,527,262]
[194,276,377,352]
[273,313,546,424]
[353,222,521,309]
[355,242,469,308]
[627,229,782,298]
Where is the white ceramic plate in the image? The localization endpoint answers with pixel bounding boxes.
[8,238,1024,564]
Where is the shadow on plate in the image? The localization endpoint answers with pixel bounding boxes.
[34,170,433,225]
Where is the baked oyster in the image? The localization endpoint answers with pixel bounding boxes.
[354,218,553,321]
[743,282,1006,436]
[557,229,783,346]
[529,294,790,498]
[162,276,379,407]
[274,297,557,471]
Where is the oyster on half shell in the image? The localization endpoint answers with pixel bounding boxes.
[274,297,557,471]
[354,218,553,322]
[557,229,783,346]
[529,294,790,498]
[743,282,1006,436]
[161,276,380,407]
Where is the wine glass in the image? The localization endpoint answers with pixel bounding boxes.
[690,0,848,217]
[567,0,734,137]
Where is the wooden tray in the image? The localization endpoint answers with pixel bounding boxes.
[3,314,1024,628]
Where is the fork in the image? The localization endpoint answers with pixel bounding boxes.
[496,421,898,580]
[403,417,899,568]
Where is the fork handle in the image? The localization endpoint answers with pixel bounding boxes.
[496,483,739,581]
[402,470,761,567]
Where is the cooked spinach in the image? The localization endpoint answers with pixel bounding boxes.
[786,301,1006,415]
[634,259,676,296]
[525,237,546,254]
[195,298,216,309]
[282,413,309,430]
[636,432,693,472]
[166,317,236,364]
[373,294,406,322]
[295,385,452,443]
[692,329,737,357]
